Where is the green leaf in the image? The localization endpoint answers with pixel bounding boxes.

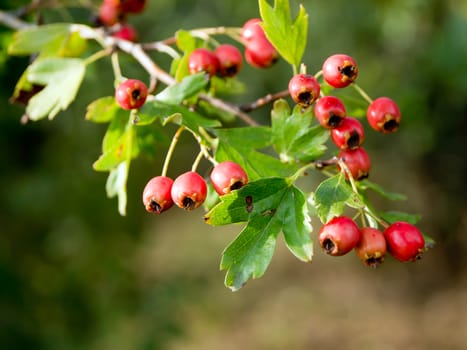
[174,30,202,81]
[271,99,329,162]
[26,57,85,120]
[8,23,71,56]
[155,73,209,105]
[85,96,119,123]
[206,178,313,290]
[138,100,221,130]
[106,161,129,216]
[380,211,421,225]
[358,179,407,201]
[313,174,355,223]
[259,0,308,69]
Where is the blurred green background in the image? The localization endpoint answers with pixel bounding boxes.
[1,0,467,349]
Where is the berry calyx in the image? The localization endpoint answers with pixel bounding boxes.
[188,48,220,77]
[115,79,148,110]
[331,117,365,150]
[322,54,358,88]
[210,161,248,195]
[171,171,207,211]
[384,222,425,262]
[142,176,174,214]
[355,227,387,268]
[314,96,346,128]
[318,216,361,256]
[214,44,243,77]
[288,74,321,107]
[338,147,371,180]
[367,97,401,133]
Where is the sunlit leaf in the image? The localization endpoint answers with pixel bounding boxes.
[314,174,355,223]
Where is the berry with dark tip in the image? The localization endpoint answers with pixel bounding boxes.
[331,116,365,150]
[355,227,387,267]
[288,73,321,107]
[142,176,174,214]
[314,96,346,128]
[338,147,371,180]
[244,37,278,69]
[214,44,243,77]
[384,221,425,262]
[318,216,361,256]
[322,54,358,88]
[367,97,401,133]
[210,161,248,195]
[171,171,207,211]
[115,79,148,110]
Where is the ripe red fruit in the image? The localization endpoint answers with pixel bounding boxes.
[115,79,148,110]
[244,37,278,69]
[367,97,401,133]
[331,117,365,150]
[210,161,248,195]
[171,171,207,210]
[319,216,361,256]
[384,222,425,262]
[112,23,138,41]
[119,0,146,13]
[355,227,387,267]
[322,54,358,88]
[314,96,346,128]
[188,48,220,77]
[214,44,243,77]
[241,18,266,42]
[98,1,122,26]
[338,147,371,180]
[288,74,321,107]
[142,176,174,214]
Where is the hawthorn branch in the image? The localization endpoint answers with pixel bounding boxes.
[240,89,290,112]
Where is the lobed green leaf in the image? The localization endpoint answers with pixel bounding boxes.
[85,96,119,123]
[155,73,209,105]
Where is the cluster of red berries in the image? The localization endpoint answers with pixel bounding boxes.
[142,161,248,214]
[188,45,243,78]
[97,0,146,41]
[318,216,425,266]
[288,54,402,181]
[241,18,278,68]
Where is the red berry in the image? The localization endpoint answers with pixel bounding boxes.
[331,117,365,150]
[355,227,387,267]
[338,147,371,180]
[384,222,425,262]
[318,216,361,256]
[142,176,174,214]
[98,1,122,26]
[112,23,138,41]
[188,48,220,77]
[115,79,148,110]
[314,96,346,128]
[322,54,358,88]
[244,37,278,69]
[214,44,243,77]
[119,0,146,13]
[288,74,321,107]
[367,97,401,133]
[210,161,248,195]
[241,18,266,42]
[171,171,207,210]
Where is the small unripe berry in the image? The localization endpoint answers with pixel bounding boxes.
[338,147,371,180]
[367,97,401,133]
[244,37,278,69]
[171,171,207,210]
[214,44,243,77]
[384,222,425,262]
[210,161,248,195]
[142,176,174,214]
[322,54,358,88]
[188,48,220,77]
[318,216,361,256]
[115,79,148,110]
[331,117,365,150]
[288,74,321,107]
[314,96,346,128]
[355,227,387,267]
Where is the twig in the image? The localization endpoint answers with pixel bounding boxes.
[239,89,290,112]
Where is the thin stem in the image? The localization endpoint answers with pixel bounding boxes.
[186,128,218,166]
[140,41,181,59]
[83,48,111,66]
[352,83,373,105]
[191,150,204,172]
[162,126,185,177]
[0,9,33,29]
[239,89,290,113]
[111,51,124,83]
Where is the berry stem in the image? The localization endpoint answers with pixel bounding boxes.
[191,150,204,172]
[111,52,124,84]
[352,83,373,105]
[239,89,290,113]
[141,41,181,59]
[83,48,111,66]
[162,126,185,177]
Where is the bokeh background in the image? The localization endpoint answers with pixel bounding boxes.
[1,0,467,349]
